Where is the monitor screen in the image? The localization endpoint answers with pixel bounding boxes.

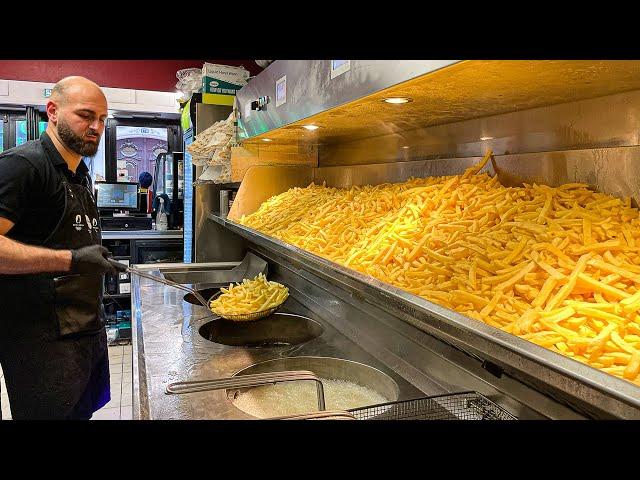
[96,182,139,210]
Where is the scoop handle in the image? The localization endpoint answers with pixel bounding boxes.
[107,259,210,308]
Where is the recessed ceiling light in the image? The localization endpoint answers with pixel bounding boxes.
[262,138,272,142]
[480,136,494,141]
[402,146,410,149]
[383,97,413,104]
[303,125,320,131]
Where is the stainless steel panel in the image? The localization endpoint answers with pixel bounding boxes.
[195,103,232,136]
[102,231,184,240]
[314,156,487,189]
[227,146,640,219]
[318,89,640,166]
[237,60,640,146]
[196,210,247,263]
[227,165,314,221]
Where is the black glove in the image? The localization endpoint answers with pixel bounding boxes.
[70,245,122,275]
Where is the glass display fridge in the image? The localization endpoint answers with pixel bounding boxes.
[152,152,184,230]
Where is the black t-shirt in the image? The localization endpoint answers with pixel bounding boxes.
[0,131,91,246]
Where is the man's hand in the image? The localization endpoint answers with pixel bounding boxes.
[70,245,120,275]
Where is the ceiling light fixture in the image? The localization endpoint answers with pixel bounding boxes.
[383,97,413,104]
[262,138,272,142]
[303,125,320,131]
[480,136,494,141]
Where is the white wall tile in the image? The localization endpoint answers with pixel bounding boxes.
[92,407,120,420]
[108,346,124,356]
[120,406,132,420]
[103,396,121,409]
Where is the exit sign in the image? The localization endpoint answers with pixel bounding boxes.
[44,88,52,98]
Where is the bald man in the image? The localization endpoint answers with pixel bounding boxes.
[0,76,126,419]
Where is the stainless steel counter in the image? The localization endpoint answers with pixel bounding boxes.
[131,252,587,420]
[130,263,426,420]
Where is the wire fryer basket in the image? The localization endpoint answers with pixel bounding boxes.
[208,290,286,322]
[347,391,517,420]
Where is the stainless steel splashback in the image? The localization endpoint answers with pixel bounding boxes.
[228,146,640,220]
[318,88,640,166]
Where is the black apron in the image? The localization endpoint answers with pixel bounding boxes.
[0,163,111,419]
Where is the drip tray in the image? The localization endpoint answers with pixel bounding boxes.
[198,313,324,348]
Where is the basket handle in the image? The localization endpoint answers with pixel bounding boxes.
[165,370,326,411]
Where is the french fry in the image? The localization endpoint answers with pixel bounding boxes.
[624,352,640,381]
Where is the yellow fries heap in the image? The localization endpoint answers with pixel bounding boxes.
[209,273,289,319]
[240,151,640,385]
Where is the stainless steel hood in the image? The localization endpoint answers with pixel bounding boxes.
[236,60,640,146]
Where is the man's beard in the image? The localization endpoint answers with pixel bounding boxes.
[57,117,100,157]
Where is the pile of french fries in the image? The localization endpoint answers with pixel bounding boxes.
[239,151,640,385]
[209,273,289,319]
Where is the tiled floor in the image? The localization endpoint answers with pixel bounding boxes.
[0,344,132,420]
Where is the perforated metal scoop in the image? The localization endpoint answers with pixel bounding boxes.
[107,259,286,321]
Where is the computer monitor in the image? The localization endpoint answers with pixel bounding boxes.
[96,182,139,211]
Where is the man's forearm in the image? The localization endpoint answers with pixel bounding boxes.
[0,235,72,274]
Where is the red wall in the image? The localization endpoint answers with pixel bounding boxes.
[0,60,262,92]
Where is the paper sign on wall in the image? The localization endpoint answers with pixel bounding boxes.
[330,60,350,79]
[275,76,286,107]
